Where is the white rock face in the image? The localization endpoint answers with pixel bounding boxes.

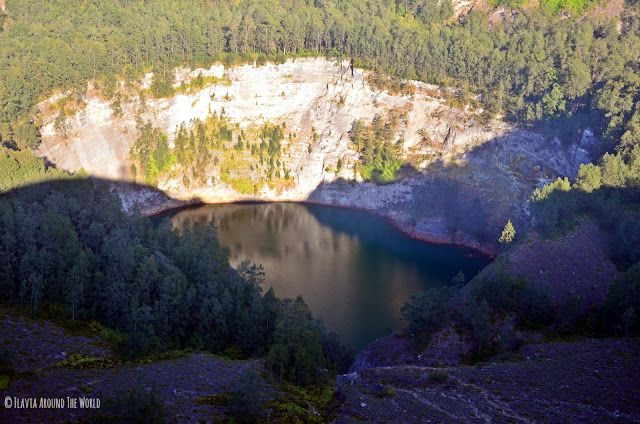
[36,58,591,252]
[37,58,508,197]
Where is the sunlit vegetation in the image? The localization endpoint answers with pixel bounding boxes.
[129,123,174,185]
[1,0,639,397]
[530,146,640,269]
[350,115,403,183]
[130,112,293,193]
[488,0,594,14]
[175,73,231,94]
[403,144,640,357]
[0,0,637,196]
[1,0,638,149]
[0,145,70,192]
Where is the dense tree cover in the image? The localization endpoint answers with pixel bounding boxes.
[1,0,639,156]
[0,180,351,385]
[488,0,593,14]
[529,173,640,336]
[0,145,70,192]
[350,115,403,182]
[402,262,640,358]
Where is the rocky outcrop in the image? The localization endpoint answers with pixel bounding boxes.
[36,58,593,253]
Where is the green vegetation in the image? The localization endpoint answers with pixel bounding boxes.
[350,115,403,183]
[488,0,594,14]
[263,383,336,424]
[0,347,13,390]
[1,0,639,402]
[403,273,551,358]
[53,353,117,370]
[0,180,351,383]
[526,146,640,337]
[403,235,640,358]
[601,263,640,336]
[401,286,457,348]
[1,0,638,152]
[228,369,264,423]
[0,145,70,192]
[196,392,231,407]
[267,297,328,386]
[530,146,640,269]
[0,0,638,196]
[130,123,173,185]
[403,100,640,357]
[499,220,516,244]
[133,114,291,192]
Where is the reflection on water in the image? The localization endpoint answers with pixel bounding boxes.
[165,203,490,349]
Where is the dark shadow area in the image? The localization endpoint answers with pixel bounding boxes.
[308,126,597,255]
[399,180,640,359]
[530,184,640,269]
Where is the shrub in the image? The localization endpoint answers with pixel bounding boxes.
[468,275,552,329]
[401,287,455,348]
[228,369,263,423]
[600,262,640,336]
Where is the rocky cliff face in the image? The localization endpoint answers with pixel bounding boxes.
[36,58,592,253]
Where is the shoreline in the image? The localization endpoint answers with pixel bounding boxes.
[143,196,498,258]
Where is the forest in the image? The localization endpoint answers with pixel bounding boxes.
[0,179,352,386]
[0,0,639,159]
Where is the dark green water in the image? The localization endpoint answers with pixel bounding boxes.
[164,203,490,350]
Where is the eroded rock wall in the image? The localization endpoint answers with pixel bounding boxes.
[36,58,592,253]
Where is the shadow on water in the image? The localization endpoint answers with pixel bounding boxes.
[166,202,490,350]
[1,122,598,350]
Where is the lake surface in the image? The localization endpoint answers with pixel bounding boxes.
[164,203,490,350]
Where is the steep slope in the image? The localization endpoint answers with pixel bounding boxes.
[36,58,592,253]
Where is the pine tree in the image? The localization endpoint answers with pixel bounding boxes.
[499,220,516,244]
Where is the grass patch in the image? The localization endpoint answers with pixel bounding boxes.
[134,349,190,364]
[53,353,118,370]
[221,173,259,194]
[88,320,126,346]
[176,74,232,93]
[488,0,594,14]
[196,392,231,406]
[263,383,335,424]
